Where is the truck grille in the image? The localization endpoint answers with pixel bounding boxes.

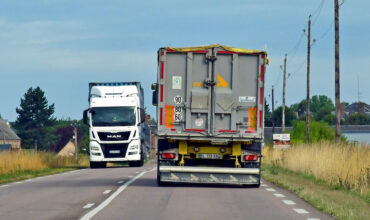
[98,132,131,141]
[101,143,128,158]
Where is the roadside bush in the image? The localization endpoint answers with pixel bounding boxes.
[289,120,341,144]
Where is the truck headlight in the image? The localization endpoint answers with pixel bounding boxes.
[129,145,139,150]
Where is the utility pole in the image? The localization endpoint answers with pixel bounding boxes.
[306,15,312,144]
[282,54,287,133]
[72,120,78,160]
[335,0,341,143]
[34,139,38,153]
[74,126,78,160]
[271,86,275,133]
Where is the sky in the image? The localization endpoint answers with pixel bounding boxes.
[0,0,369,121]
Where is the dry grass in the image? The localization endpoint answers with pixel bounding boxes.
[0,151,89,175]
[263,142,370,196]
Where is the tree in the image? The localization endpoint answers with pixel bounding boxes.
[264,98,272,126]
[343,114,370,125]
[290,95,335,122]
[0,113,2,119]
[290,99,306,119]
[273,106,296,127]
[310,95,335,115]
[15,87,56,150]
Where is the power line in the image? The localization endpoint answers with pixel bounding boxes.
[315,21,334,42]
[311,0,325,26]
[273,66,283,87]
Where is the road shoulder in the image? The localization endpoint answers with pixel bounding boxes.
[262,164,370,220]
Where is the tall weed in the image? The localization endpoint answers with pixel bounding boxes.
[264,142,370,195]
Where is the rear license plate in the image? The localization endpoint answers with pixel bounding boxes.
[109,150,120,154]
[198,153,221,159]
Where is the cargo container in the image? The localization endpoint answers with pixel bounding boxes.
[152,44,268,186]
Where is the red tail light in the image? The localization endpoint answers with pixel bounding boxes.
[161,153,176,159]
[243,154,259,161]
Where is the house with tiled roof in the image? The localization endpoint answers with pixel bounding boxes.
[0,119,21,151]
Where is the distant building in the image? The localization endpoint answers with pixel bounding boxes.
[0,119,21,151]
[56,140,76,157]
[345,102,370,117]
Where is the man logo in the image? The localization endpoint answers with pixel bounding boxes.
[107,134,122,139]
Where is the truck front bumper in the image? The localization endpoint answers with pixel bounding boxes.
[159,166,260,185]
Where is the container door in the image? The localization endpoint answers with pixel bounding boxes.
[161,50,213,133]
[212,48,260,134]
[186,51,213,132]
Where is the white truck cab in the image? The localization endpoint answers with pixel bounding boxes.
[83,82,145,168]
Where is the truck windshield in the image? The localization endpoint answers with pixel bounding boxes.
[91,107,136,126]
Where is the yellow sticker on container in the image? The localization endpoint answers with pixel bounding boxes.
[165,104,174,128]
[248,107,257,131]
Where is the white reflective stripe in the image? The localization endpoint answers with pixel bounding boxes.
[160,166,259,174]
[83,203,94,209]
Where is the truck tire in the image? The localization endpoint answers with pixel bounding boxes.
[129,150,145,167]
[100,162,107,168]
[90,161,99,169]
[90,161,106,169]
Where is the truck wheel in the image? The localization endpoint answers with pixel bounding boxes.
[90,161,106,169]
[100,162,107,168]
[90,161,99,169]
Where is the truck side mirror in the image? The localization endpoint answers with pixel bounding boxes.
[152,83,158,106]
[83,109,89,125]
[152,90,158,106]
[141,108,145,123]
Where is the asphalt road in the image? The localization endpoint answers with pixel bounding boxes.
[0,164,333,220]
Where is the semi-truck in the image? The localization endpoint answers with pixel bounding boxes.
[152,44,267,186]
[83,82,146,168]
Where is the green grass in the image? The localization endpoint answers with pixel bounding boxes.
[262,164,370,220]
[0,167,84,185]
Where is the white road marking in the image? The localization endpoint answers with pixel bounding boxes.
[265,188,276,192]
[83,203,95,209]
[117,181,124,184]
[80,168,155,220]
[25,179,32,182]
[282,200,296,205]
[260,181,263,183]
[128,176,133,178]
[135,171,140,173]
[14,181,22,184]
[274,193,286,198]
[0,184,9,188]
[261,184,268,187]
[307,218,320,220]
[103,190,112,195]
[293,208,309,214]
